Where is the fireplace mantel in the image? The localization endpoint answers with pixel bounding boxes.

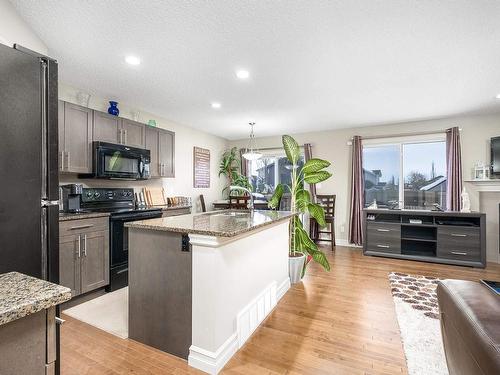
[464,179,500,192]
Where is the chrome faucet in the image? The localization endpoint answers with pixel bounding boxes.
[229,185,254,210]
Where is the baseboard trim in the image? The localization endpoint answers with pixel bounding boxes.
[335,239,362,248]
[277,277,291,301]
[189,279,291,374]
[188,333,239,375]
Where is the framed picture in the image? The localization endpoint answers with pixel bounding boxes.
[193,147,210,188]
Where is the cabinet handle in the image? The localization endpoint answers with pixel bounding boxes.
[376,244,390,248]
[70,224,94,230]
[451,251,468,256]
[55,317,66,325]
[66,151,70,170]
[59,151,64,171]
[118,129,122,144]
[377,229,390,232]
[77,235,81,258]
[451,233,467,237]
[83,234,87,257]
[124,129,128,145]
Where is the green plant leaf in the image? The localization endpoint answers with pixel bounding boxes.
[302,158,330,174]
[296,225,317,252]
[308,203,326,227]
[304,170,332,184]
[295,189,310,212]
[268,184,284,209]
[310,250,330,271]
[282,135,300,164]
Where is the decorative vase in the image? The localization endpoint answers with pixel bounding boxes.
[108,101,119,116]
[289,253,305,284]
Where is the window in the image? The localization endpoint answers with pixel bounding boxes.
[363,140,447,210]
[247,150,304,197]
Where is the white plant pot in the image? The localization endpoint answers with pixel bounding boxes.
[289,253,306,284]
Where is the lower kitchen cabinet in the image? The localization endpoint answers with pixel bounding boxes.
[59,218,109,297]
[0,308,56,375]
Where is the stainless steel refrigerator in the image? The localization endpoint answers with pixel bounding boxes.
[0,42,60,369]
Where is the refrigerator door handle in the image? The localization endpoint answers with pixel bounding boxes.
[41,200,60,207]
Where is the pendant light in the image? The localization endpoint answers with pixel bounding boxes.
[242,122,262,160]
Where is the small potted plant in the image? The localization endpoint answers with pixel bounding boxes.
[268,135,332,283]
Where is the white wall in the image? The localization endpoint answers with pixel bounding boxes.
[229,113,500,262]
[0,0,48,54]
[59,83,229,212]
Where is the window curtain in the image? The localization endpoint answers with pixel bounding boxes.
[446,127,462,211]
[303,143,316,199]
[349,136,364,245]
[239,148,249,177]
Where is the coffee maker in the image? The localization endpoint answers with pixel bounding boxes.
[60,184,84,213]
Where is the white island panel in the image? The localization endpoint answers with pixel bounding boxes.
[189,221,290,374]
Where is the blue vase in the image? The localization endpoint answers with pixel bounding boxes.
[108,101,119,116]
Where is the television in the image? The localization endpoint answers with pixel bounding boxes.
[492,137,500,177]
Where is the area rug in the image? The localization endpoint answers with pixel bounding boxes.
[388,272,448,375]
[63,287,128,339]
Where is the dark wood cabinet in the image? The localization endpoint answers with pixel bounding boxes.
[121,118,146,148]
[58,101,93,173]
[93,110,121,144]
[0,308,56,375]
[363,210,486,267]
[93,110,146,148]
[58,101,175,175]
[145,126,175,178]
[80,230,109,293]
[59,217,109,297]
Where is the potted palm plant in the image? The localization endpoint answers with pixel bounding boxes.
[218,147,252,197]
[268,135,332,283]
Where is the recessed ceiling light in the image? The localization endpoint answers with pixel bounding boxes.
[236,70,250,80]
[496,93,500,99]
[211,102,221,109]
[125,55,141,65]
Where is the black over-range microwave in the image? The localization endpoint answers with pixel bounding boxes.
[91,141,151,180]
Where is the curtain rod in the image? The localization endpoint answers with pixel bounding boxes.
[349,128,462,141]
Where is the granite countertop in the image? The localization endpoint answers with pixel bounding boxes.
[0,272,71,326]
[125,210,294,237]
[59,212,110,221]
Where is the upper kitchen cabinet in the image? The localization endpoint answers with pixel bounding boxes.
[120,118,146,148]
[59,101,93,173]
[93,110,120,144]
[93,110,145,148]
[145,126,175,178]
[159,129,175,177]
[145,126,160,177]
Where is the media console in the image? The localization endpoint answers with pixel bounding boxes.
[363,209,486,268]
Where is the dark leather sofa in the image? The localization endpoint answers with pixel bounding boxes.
[437,279,500,375]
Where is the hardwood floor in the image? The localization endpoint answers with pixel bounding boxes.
[61,246,500,374]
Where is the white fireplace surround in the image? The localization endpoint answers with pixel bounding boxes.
[464,179,500,263]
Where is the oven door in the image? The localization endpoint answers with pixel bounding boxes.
[95,143,150,180]
[108,210,162,291]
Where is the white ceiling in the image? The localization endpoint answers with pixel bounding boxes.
[11,0,500,140]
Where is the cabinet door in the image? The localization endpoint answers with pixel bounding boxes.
[58,101,65,172]
[80,230,109,294]
[145,126,160,177]
[59,234,81,297]
[93,110,120,144]
[159,129,175,177]
[121,119,145,148]
[64,102,93,173]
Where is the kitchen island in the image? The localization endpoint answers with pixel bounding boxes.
[125,210,294,374]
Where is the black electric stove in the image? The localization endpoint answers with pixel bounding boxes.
[81,188,163,291]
